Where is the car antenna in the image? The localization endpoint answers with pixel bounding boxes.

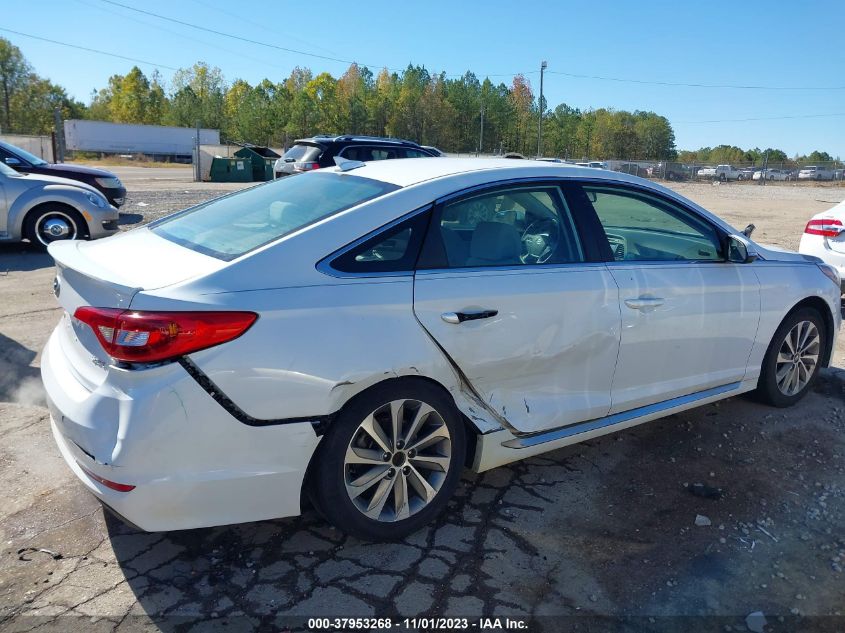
[333,156,366,172]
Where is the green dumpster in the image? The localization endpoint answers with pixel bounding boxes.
[209,157,252,183]
[234,146,281,182]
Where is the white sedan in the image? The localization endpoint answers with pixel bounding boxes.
[42,159,841,539]
[799,199,845,290]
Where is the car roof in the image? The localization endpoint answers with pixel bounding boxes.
[326,157,624,188]
[295,135,422,147]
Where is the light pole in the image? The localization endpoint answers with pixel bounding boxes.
[478,101,484,156]
[537,60,547,158]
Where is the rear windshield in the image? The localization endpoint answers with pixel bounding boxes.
[283,144,322,162]
[150,172,399,260]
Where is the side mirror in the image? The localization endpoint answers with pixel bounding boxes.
[5,157,21,166]
[726,235,758,264]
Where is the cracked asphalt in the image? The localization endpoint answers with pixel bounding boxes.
[1,169,844,631]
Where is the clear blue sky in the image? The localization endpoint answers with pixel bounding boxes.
[4,0,843,157]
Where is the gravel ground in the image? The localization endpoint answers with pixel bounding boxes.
[1,168,844,631]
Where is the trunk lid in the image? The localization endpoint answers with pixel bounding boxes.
[48,229,227,389]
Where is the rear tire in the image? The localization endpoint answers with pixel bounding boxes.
[23,205,87,250]
[310,379,466,540]
[755,308,826,407]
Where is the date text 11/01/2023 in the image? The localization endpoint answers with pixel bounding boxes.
[307,617,529,630]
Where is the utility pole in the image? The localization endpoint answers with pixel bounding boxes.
[194,120,201,182]
[478,102,484,156]
[537,60,547,158]
[53,108,65,162]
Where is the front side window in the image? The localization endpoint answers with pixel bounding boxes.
[151,172,398,260]
[424,186,584,268]
[582,185,722,262]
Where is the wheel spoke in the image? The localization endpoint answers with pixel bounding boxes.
[407,425,450,452]
[776,351,792,364]
[345,446,387,466]
[410,452,450,472]
[404,403,434,445]
[788,366,800,395]
[360,413,391,453]
[406,464,437,503]
[389,400,403,450]
[347,466,391,499]
[364,477,394,518]
[799,334,820,355]
[393,474,410,520]
[782,331,796,355]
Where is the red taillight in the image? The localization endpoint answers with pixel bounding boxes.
[77,462,135,492]
[73,307,257,363]
[293,161,320,172]
[805,218,844,237]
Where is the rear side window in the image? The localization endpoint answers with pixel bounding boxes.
[329,211,431,274]
[151,172,399,261]
[340,146,401,161]
[282,144,322,162]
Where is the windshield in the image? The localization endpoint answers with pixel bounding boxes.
[151,172,399,260]
[0,142,48,166]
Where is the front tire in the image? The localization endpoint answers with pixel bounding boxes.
[755,308,826,407]
[23,205,87,249]
[310,379,466,540]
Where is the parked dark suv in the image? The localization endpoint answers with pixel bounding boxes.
[0,141,127,207]
[273,135,438,178]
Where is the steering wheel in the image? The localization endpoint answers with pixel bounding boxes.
[520,218,560,264]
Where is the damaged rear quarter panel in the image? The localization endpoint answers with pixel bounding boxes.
[172,279,503,434]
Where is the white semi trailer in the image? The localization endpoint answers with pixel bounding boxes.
[64,120,220,157]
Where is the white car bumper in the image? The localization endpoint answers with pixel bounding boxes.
[799,234,845,290]
[41,327,321,532]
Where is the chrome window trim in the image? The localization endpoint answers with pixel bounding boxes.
[317,175,748,279]
[415,261,606,277]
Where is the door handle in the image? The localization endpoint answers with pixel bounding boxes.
[441,309,499,324]
[624,297,665,311]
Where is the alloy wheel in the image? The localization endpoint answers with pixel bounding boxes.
[344,399,451,522]
[775,320,820,396]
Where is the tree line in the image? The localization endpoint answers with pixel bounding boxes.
[0,37,837,163]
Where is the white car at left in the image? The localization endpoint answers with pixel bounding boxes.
[799,198,845,290]
[41,158,841,540]
[0,160,118,247]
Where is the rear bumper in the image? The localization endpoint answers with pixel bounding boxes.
[41,326,321,532]
[799,235,845,291]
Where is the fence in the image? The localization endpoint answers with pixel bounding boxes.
[0,134,54,162]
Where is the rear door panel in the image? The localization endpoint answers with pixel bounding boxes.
[414,265,620,433]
